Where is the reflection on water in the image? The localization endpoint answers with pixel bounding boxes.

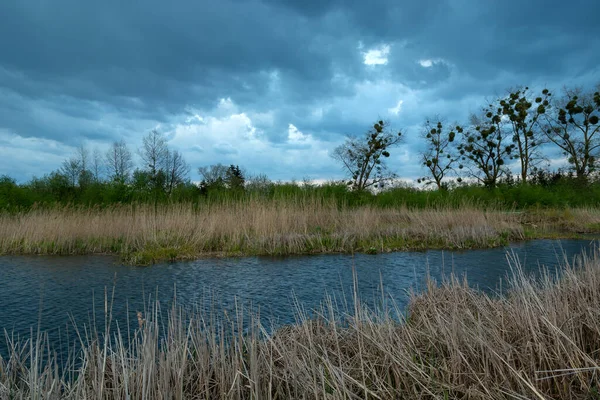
[0,239,596,359]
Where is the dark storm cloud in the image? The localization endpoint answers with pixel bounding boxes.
[0,0,599,182]
[0,0,356,109]
[416,0,600,80]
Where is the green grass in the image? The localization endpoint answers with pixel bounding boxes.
[4,172,600,213]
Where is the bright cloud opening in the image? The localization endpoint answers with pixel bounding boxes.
[388,100,404,115]
[418,58,448,68]
[288,123,310,142]
[363,44,391,66]
[165,99,338,180]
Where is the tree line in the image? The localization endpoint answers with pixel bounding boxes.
[0,128,257,208]
[0,83,599,209]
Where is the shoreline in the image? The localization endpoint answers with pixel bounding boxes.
[0,232,595,265]
[122,231,600,265]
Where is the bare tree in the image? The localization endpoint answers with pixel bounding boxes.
[91,147,103,182]
[60,157,81,187]
[198,163,228,187]
[72,144,94,187]
[245,172,272,195]
[164,149,190,194]
[75,144,89,174]
[106,139,134,183]
[139,130,170,196]
[417,119,461,189]
[332,120,403,191]
[139,130,168,178]
[544,86,600,180]
[59,144,96,188]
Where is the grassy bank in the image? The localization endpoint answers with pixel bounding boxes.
[1,200,600,264]
[3,248,600,398]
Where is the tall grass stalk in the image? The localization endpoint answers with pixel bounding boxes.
[2,250,600,398]
[0,199,553,264]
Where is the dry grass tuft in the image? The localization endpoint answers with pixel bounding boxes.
[0,200,533,263]
[3,249,600,398]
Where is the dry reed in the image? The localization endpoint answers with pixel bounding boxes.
[2,248,600,398]
[0,200,536,264]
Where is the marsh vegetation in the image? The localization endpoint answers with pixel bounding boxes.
[1,198,599,264]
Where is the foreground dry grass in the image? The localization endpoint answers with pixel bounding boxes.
[3,250,600,398]
[4,200,597,264]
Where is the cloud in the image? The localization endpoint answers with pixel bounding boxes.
[418,59,448,68]
[388,100,404,116]
[362,44,391,66]
[0,0,599,182]
[287,124,312,146]
[166,99,341,181]
[0,130,76,179]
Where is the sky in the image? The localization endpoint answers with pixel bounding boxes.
[0,0,599,184]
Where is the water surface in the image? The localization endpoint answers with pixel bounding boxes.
[0,239,596,360]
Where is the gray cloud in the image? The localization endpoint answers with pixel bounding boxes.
[0,0,599,182]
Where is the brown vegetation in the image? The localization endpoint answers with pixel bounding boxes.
[0,200,535,263]
[1,201,599,264]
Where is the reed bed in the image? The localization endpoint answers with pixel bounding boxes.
[3,249,600,398]
[0,200,538,264]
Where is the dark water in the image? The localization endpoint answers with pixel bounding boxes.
[0,239,597,360]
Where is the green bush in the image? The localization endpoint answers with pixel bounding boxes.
[3,172,600,212]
